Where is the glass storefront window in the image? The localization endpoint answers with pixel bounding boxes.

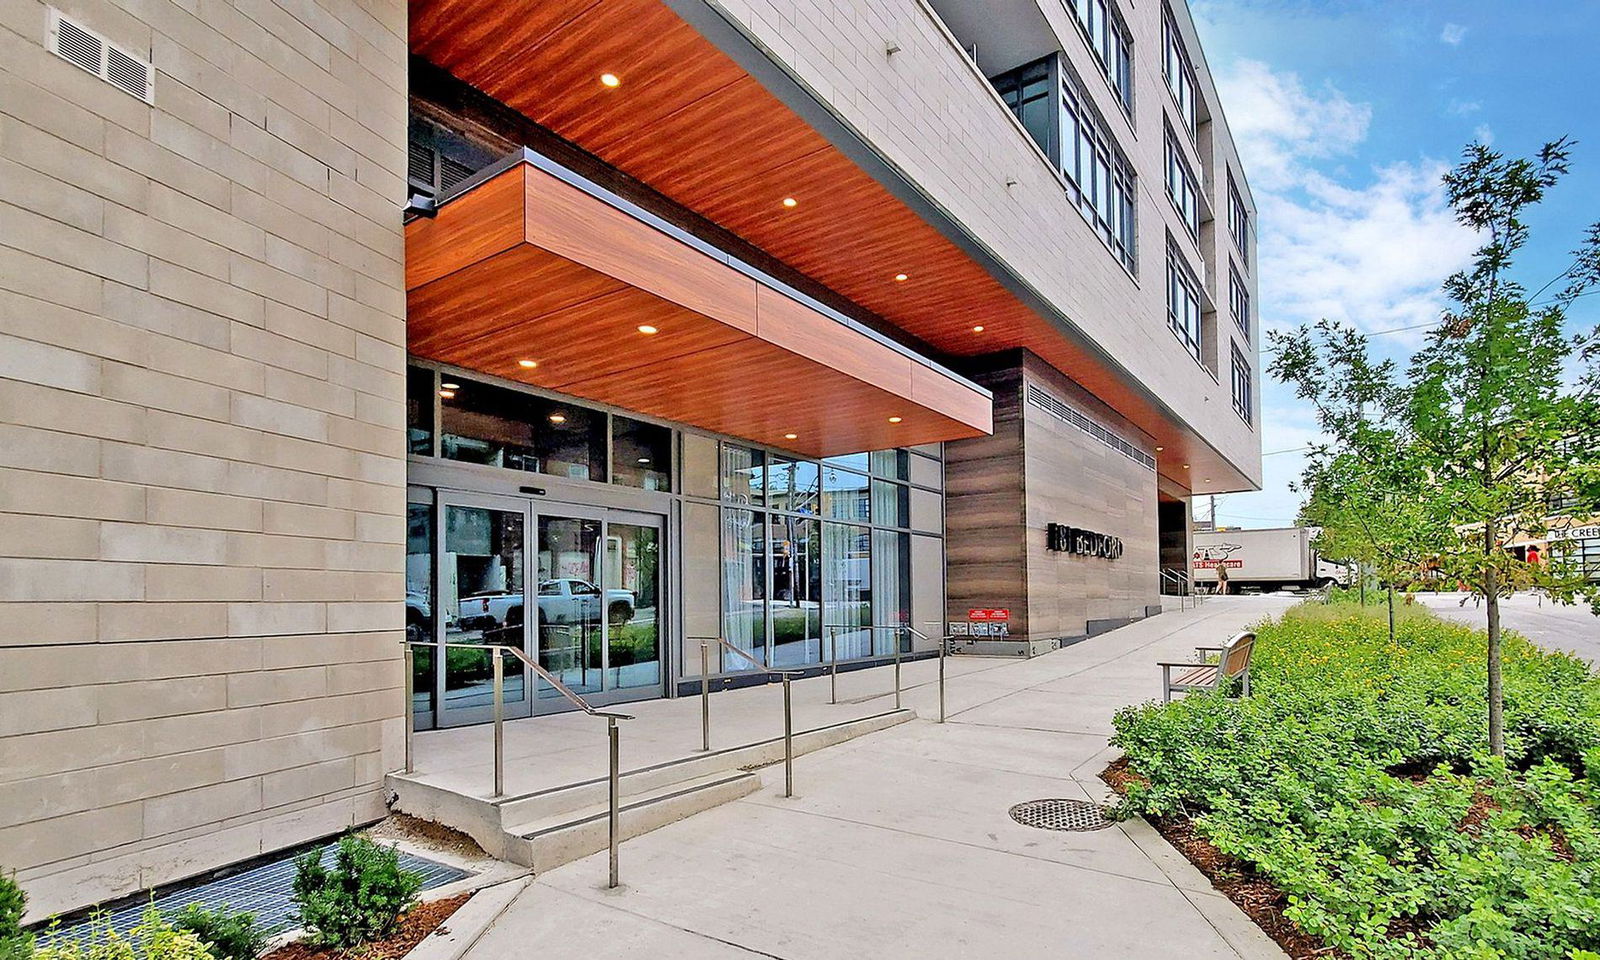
[822,466,870,523]
[824,452,870,474]
[823,521,871,660]
[721,444,765,507]
[407,367,434,456]
[767,456,819,515]
[721,507,766,666]
[870,449,910,481]
[439,378,606,481]
[612,415,672,491]
[406,501,434,725]
[871,480,909,529]
[872,529,911,655]
[770,514,821,667]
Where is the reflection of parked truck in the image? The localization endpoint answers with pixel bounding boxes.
[457,578,636,632]
[1192,527,1350,592]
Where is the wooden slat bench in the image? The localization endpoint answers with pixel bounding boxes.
[1159,631,1255,702]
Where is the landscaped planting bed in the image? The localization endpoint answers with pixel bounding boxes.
[1110,601,1600,959]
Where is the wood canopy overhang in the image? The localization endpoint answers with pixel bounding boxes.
[406,156,993,457]
[407,0,1254,489]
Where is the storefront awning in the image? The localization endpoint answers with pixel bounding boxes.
[405,155,993,457]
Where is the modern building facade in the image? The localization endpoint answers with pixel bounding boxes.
[0,0,1260,916]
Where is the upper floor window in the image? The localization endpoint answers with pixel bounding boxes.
[1063,73,1137,273]
[1164,126,1201,240]
[1063,0,1133,116]
[1231,343,1253,425]
[1228,263,1251,336]
[1166,240,1204,364]
[1227,172,1252,263]
[991,58,1055,159]
[991,55,1136,274]
[1162,8,1199,136]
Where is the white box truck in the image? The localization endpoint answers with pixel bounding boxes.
[1192,526,1349,592]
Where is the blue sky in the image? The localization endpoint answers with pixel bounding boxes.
[1188,0,1600,528]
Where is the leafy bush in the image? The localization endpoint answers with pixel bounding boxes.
[290,836,421,948]
[1113,600,1600,959]
[35,908,212,960]
[170,905,268,960]
[0,873,31,960]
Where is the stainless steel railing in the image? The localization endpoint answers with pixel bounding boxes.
[402,640,633,888]
[695,637,801,797]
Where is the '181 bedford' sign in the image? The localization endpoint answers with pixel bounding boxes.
[1046,523,1124,559]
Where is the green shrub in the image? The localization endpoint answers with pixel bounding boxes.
[35,908,212,960]
[0,873,31,960]
[290,836,421,948]
[1112,600,1600,959]
[169,905,267,960]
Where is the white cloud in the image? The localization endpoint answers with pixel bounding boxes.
[1217,60,1479,338]
[1474,123,1494,145]
[1217,60,1369,191]
[1448,99,1481,116]
[1440,23,1468,45]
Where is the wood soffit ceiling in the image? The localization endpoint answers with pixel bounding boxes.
[406,161,992,457]
[408,0,1248,490]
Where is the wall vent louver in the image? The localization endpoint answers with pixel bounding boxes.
[48,9,153,103]
[1025,382,1156,472]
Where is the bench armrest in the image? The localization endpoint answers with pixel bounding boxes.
[1156,661,1214,669]
[1193,646,1223,653]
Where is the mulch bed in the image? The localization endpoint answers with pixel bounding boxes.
[1101,757,1335,960]
[263,894,472,960]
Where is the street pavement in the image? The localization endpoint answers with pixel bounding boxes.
[1416,592,1600,663]
[454,597,1297,960]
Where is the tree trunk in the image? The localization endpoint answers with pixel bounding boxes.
[1387,583,1395,643]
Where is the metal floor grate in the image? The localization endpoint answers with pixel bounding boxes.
[1009,798,1115,832]
[40,843,471,943]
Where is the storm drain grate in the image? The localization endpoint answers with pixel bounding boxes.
[38,843,470,943]
[1009,798,1115,832]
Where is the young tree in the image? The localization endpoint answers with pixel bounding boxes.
[1272,139,1600,756]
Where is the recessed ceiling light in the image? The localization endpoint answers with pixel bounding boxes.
[894,273,908,282]
[784,433,798,440]
[782,197,798,208]
[518,359,538,369]
[549,413,567,424]
[438,389,455,399]
[972,324,985,332]
[1182,463,1190,469]
[441,382,460,390]
[1204,478,1212,483]
[638,324,658,335]
[600,73,620,88]
[1155,446,1165,452]
[638,457,651,464]
[888,416,903,424]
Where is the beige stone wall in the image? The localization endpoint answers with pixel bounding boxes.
[0,0,408,918]
[703,0,1261,490]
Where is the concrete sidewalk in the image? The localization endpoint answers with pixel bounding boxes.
[455,597,1297,960]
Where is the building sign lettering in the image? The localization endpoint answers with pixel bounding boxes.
[1046,523,1124,559]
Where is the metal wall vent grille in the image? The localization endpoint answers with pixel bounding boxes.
[49,9,154,103]
[1025,383,1156,471]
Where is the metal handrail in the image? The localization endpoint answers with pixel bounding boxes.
[695,638,800,797]
[821,623,913,706]
[401,639,631,888]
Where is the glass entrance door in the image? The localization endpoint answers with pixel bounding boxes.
[437,494,532,727]
[535,506,665,709]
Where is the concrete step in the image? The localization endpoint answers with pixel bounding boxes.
[491,707,915,827]
[506,770,761,873]
[387,708,916,868]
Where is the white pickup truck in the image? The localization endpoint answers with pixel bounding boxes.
[457,578,636,632]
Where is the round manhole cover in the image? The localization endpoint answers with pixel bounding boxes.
[1008,799,1114,832]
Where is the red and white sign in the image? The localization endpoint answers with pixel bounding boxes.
[968,608,1011,621]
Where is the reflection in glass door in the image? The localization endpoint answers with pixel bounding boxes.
[536,515,603,697]
[440,498,530,725]
[607,522,660,690]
